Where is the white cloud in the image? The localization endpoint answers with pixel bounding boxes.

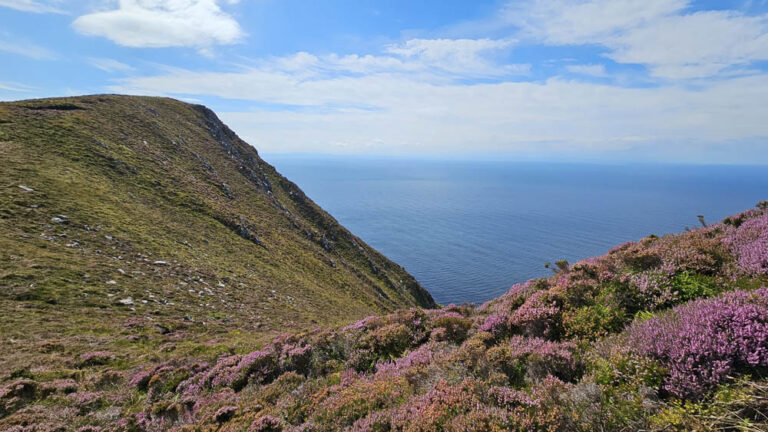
[0,0,63,14]
[608,11,768,79]
[565,64,608,77]
[505,0,768,79]
[385,38,523,76]
[111,38,531,107]
[505,0,689,45]
[72,0,244,48]
[88,57,135,73]
[108,49,768,163]
[0,81,36,92]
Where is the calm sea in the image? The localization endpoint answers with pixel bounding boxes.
[265,156,768,305]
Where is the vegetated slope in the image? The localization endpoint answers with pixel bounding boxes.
[0,95,433,372]
[5,202,765,432]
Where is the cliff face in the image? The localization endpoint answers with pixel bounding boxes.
[0,95,433,368]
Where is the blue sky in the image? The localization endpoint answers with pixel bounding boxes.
[2,0,768,163]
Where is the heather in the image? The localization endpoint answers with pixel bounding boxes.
[629,287,768,399]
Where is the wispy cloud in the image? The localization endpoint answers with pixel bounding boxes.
[0,0,64,14]
[385,38,524,77]
[566,64,609,77]
[88,57,135,73]
[0,81,37,92]
[72,0,244,49]
[504,0,768,79]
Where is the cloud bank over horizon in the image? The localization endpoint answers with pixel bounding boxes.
[2,0,768,163]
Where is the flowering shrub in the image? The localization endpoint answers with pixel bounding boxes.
[249,415,283,431]
[0,379,38,418]
[67,391,103,414]
[206,350,278,391]
[281,344,313,375]
[40,379,78,396]
[725,211,768,274]
[562,302,626,340]
[342,315,378,332]
[310,376,412,427]
[78,351,115,367]
[213,405,237,423]
[487,336,579,385]
[478,312,510,336]
[482,280,537,314]
[374,342,440,377]
[509,290,561,338]
[489,375,572,430]
[430,315,471,343]
[365,323,413,358]
[629,287,768,399]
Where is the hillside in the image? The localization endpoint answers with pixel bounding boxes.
[0,95,433,374]
[2,198,766,431]
[0,95,767,432]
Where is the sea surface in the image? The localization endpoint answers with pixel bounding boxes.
[265,156,768,305]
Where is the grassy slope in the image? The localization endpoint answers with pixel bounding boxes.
[0,95,433,375]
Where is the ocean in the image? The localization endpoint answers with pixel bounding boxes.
[265,156,768,305]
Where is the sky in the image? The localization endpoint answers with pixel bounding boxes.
[2,0,768,163]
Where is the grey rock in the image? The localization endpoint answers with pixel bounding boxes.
[117,297,134,306]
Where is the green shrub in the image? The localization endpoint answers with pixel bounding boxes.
[563,303,626,340]
[670,272,719,302]
[431,316,472,344]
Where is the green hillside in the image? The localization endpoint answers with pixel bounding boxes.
[0,95,433,374]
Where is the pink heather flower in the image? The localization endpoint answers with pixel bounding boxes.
[609,241,635,254]
[340,368,360,386]
[67,391,103,406]
[509,290,560,337]
[343,316,377,331]
[214,405,238,423]
[488,386,541,408]
[434,310,463,320]
[724,212,768,275]
[629,287,768,399]
[249,415,283,431]
[479,313,510,335]
[375,343,438,376]
[78,351,114,366]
